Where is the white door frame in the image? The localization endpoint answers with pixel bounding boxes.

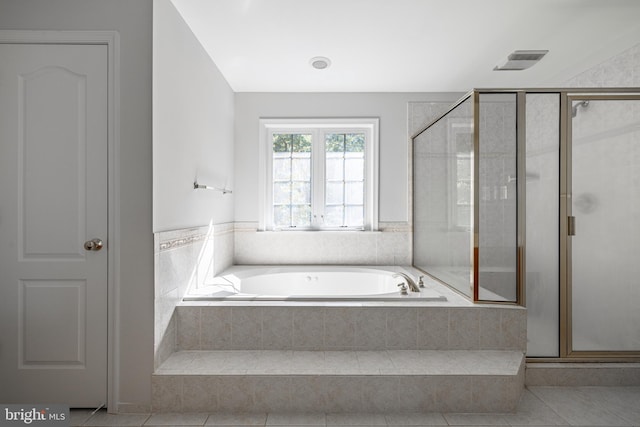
[0,30,121,412]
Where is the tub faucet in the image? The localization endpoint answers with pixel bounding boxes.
[392,272,420,292]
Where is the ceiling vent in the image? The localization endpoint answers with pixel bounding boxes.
[494,50,548,71]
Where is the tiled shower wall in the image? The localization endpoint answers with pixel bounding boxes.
[154,223,234,368]
[564,42,640,87]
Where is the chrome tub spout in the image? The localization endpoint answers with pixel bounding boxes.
[392,272,420,292]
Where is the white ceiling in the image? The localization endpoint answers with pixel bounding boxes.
[170,0,640,92]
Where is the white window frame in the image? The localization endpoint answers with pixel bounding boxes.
[259,118,379,231]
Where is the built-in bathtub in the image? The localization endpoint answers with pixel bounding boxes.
[162,265,527,413]
[184,265,448,302]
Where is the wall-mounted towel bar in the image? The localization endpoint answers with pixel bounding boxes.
[193,181,233,194]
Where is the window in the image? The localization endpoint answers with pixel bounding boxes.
[259,118,379,231]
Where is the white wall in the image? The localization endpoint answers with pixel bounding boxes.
[153,0,235,232]
[0,0,154,411]
[234,92,460,224]
[152,0,235,373]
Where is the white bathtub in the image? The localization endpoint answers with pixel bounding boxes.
[184,265,447,302]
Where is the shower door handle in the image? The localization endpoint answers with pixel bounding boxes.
[568,216,576,236]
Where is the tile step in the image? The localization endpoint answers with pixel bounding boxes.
[526,362,640,386]
[152,350,525,413]
[156,349,523,376]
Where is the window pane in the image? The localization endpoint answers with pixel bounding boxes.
[272,133,312,229]
[345,206,364,226]
[326,156,343,180]
[325,205,344,227]
[323,133,366,228]
[326,182,344,205]
[325,133,345,152]
[273,158,291,181]
[273,205,290,228]
[273,182,291,204]
[274,133,312,153]
[274,204,311,228]
[273,134,291,152]
[291,205,311,227]
[292,134,312,152]
[345,151,364,158]
[345,182,364,205]
[291,157,311,181]
[344,158,364,181]
[292,182,311,204]
[346,133,365,152]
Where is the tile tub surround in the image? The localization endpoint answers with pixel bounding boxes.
[154,223,234,368]
[153,304,526,413]
[152,349,525,413]
[234,222,411,265]
[173,305,526,352]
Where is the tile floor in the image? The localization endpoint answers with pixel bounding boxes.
[70,386,640,426]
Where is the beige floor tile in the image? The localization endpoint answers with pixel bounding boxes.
[205,413,267,426]
[584,387,640,424]
[84,412,151,427]
[144,413,208,426]
[501,389,569,426]
[71,409,96,427]
[529,387,633,426]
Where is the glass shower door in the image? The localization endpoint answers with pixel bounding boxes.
[568,96,640,354]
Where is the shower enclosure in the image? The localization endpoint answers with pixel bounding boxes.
[412,88,640,359]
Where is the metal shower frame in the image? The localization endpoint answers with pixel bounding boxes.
[411,87,640,360]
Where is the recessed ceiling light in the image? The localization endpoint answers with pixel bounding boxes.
[310,56,331,70]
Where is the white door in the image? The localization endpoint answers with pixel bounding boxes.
[0,44,108,406]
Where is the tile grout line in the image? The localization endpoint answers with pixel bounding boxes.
[524,386,573,426]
